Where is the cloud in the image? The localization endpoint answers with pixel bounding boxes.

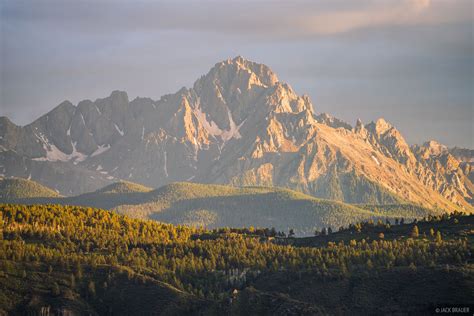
[412,0,431,11]
[291,0,472,36]
[1,0,471,39]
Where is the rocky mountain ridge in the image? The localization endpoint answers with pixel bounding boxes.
[1,56,472,211]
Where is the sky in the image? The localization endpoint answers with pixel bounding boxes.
[0,0,473,147]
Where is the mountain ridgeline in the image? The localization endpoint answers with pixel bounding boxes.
[0,56,473,212]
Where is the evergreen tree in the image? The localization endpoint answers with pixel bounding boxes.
[288,229,295,238]
[88,281,96,298]
[75,263,83,280]
[70,274,76,288]
[366,259,373,270]
[52,282,60,296]
[0,203,471,313]
[430,228,435,237]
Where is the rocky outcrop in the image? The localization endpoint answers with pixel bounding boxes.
[411,141,474,206]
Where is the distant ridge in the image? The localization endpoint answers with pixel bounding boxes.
[95,181,153,194]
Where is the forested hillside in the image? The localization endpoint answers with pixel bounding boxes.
[2,180,437,236]
[123,183,435,235]
[0,178,60,200]
[0,204,472,315]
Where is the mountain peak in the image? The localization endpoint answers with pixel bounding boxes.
[354,118,367,136]
[109,90,129,104]
[196,57,279,92]
[316,113,352,130]
[49,100,75,114]
[422,140,448,155]
[366,118,393,135]
[230,55,247,64]
[364,118,393,138]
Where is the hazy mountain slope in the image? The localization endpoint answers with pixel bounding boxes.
[1,56,472,211]
[114,182,434,235]
[1,181,435,235]
[0,149,111,195]
[0,180,153,211]
[94,181,153,194]
[0,177,60,199]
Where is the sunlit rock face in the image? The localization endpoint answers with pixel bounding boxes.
[0,57,472,212]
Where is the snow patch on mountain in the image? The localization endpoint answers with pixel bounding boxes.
[32,133,87,163]
[220,109,243,141]
[371,155,381,166]
[91,144,111,157]
[114,123,124,136]
[193,106,244,142]
[163,151,169,178]
[193,107,224,137]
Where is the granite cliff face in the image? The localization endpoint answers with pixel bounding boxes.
[0,56,472,211]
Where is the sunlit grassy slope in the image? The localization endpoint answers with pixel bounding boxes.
[0,177,60,199]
